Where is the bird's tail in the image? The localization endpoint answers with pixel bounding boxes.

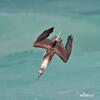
[56,32,62,41]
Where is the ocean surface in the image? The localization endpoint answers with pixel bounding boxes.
[0,0,100,100]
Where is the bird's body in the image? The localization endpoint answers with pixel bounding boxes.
[38,39,57,78]
[38,49,54,78]
[33,27,73,79]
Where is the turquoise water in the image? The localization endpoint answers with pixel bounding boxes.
[0,0,100,100]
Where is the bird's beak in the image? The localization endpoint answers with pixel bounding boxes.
[37,72,43,79]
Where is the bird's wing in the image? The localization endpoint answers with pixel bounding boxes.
[36,27,54,41]
[33,27,54,49]
[54,35,73,62]
[33,39,53,49]
[54,42,67,62]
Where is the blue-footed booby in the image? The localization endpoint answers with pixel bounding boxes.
[33,27,73,79]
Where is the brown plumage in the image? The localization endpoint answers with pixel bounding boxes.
[33,27,73,79]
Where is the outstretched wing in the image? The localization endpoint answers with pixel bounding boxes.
[33,39,54,49]
[33,27,54,49]
[54,35,73,63]
[54,42,67,62]
[36,27,54,41]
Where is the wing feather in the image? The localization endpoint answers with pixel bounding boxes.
[33,39,53,49]
[54,42,67,62]
[54,35,73,63]
[36,27,54,41]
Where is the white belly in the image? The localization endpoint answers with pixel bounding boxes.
[41,58,49,69]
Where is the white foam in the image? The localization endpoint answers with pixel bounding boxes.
[56,90,73,94]
[80,92,95,97]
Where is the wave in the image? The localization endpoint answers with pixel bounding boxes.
[0,12,9,16]
[0,0,100,15]
[0,49,100,100]
[0,11,100,56]
[0,50,41,68]
[56,90,74,94]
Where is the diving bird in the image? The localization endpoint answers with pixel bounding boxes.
[33,27,73,79]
